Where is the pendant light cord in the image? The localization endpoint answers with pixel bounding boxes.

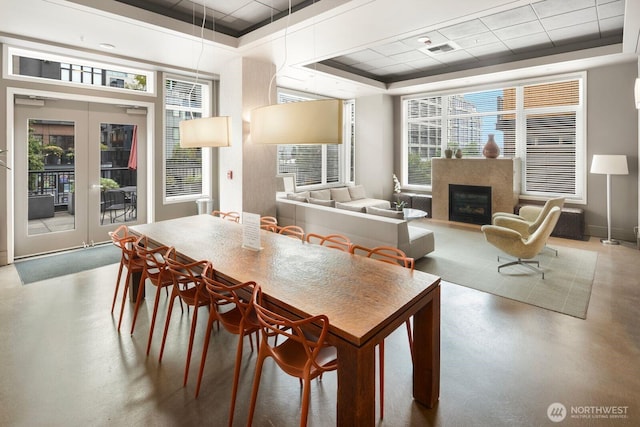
[188,1,208,120]
[268,0,291,105]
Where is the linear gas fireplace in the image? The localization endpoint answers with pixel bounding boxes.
[449,184,492,225]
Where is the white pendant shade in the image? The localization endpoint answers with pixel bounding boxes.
[179,116,231,147]
[590,154,629,175]
[251,99,343,145]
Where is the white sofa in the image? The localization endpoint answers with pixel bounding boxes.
[276,197,435,260]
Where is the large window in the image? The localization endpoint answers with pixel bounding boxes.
[164,77,212,201]
[276,90,355,188]
[402,74,585,201]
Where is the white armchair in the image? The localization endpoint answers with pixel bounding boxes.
[481,206,562,279]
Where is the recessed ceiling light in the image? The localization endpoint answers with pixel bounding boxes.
[99,43,115,50]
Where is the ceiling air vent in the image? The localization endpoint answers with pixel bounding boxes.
[420,41,461,56]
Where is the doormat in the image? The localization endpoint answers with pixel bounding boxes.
[15,244,121,285]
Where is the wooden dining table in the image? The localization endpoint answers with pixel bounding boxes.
[130,214,440,425]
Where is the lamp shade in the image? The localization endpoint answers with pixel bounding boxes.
[590,154,629,175]
[251,99,343,145]
[179,116,231,147]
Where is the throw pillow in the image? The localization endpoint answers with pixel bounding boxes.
[330,187,352,203]
[286,191,310,202]
[348,185,367,200]
[308,197,335,208]
[335,202,365,213]
[366,206,404,219]
[310,189,331,200]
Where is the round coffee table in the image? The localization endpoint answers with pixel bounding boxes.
[403,208,428,221]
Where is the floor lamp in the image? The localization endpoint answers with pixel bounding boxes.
[590,154,629,245]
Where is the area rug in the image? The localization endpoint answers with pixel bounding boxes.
[413,220,597,319]
[15,244,121,285]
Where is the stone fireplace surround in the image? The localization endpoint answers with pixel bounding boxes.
[432,158,520,223]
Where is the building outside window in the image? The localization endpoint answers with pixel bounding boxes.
[402,73,585,202]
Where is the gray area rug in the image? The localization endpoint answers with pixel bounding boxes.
[413,220,597,319]
[15,244,121,285]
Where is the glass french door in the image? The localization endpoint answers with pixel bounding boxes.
[14,99,147,258]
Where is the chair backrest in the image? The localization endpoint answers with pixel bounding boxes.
[202,276,258,332]
[529,197,565,231]
[134,240,173,280]
[252,288,337,373]
[350,244,415,270]
[306,232,352,252]
[277,225,305,241]
[260,216,278,232]
[525,206,562,255]
[212,210,241,223]
[165,257,212,304]
[109,225,139,263]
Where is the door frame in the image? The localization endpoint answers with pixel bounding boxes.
[6,87,155,263]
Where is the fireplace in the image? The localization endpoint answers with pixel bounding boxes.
[449,184,492,225]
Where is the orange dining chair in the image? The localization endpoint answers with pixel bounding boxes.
[349,244,415,419]
[131,241,178,352]
[159,257,213,386]
[108,225,145,323]
[260,216,278,232]
[305,232,353,252]
[247,288,338,427]
[277,225,305,241]
[196,277,260,425]
[212,210,241,223]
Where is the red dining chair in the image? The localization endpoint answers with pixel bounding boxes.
[349,244,415,419]
[212,210,241,223]
[131,240,177,352]
[247,288,338,427]
[108,225,145,328]
[305,232,352,252]
[277,225,305,241]
[159,257,213,387]
[260,216,278,232]
[196,277,260,426]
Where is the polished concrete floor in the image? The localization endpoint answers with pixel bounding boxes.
[0,232,638,426]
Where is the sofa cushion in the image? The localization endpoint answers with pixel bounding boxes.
[330,187,352,203]
[348,185,367,200]
[310,189,331,200]
[287,191,310,202]
[367,206,404,219]
[336,202,365,213]
[343,198,391,210]
[308,197,335,208]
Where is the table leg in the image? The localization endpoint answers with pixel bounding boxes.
[129,270,145,302]
[335,341,376,425]
[412,285,441,407]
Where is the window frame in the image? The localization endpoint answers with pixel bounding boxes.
[276,88,354,190]
[162,74,213,203]
[401,72,587,203]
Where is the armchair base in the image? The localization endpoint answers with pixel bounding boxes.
[497,255,545,279]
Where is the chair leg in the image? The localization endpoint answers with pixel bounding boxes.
[497,257,545,279]
[158,290,178,363]
[146,283,165,355]
[228,332,246,427]
[300,376,312,427]
[111,261,124,313]
[195,310,217,398]
[247,348,267,427]
[183,305,200,387]
[117,268,134,332]
[130,273,147,335]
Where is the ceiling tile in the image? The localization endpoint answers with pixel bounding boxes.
[373,63,416,76]
[400,31,449,48]
[406,56,446,69]
[429,49,477,65]
[502,32,554,52]
[390,50,432,63]
[232,1,274,22]
[493,20,546,40]
[548,21,601,45]
[455,31,500,49]
[439,19,490,39]
[480,5,538,30]
[362,56,398,69]
[599,15,625,35]
[341,49,386,64]
[533,0,597,19]
[371,41,414,56]
[466,42,512,59]
[541,7,598,31]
